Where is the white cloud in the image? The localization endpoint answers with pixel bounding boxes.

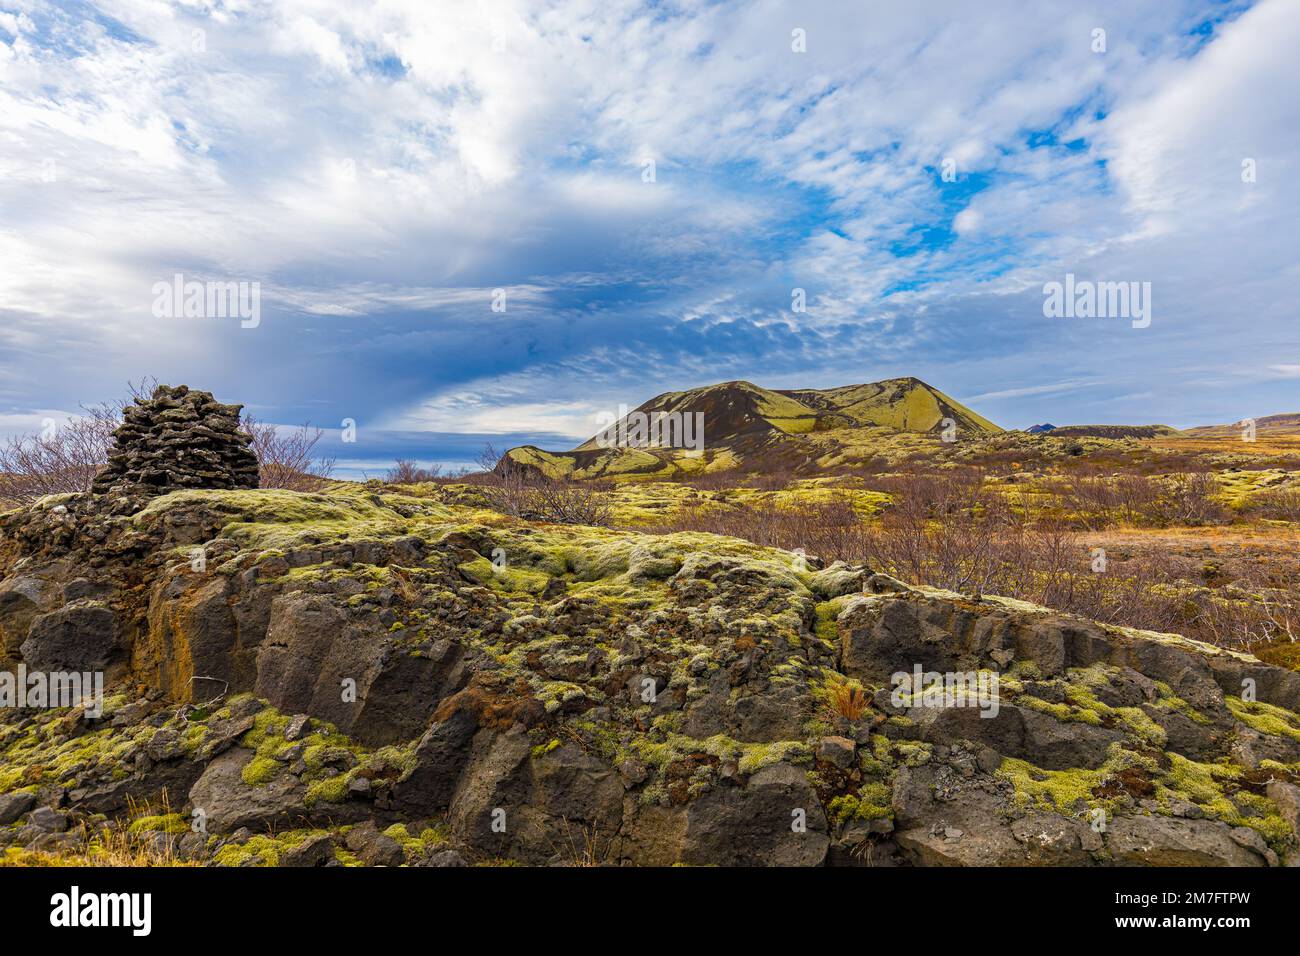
[0,0,1295,433]
[962,380,1101,404]
[390,397,602,439]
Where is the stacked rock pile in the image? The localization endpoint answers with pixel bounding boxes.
[91,385,259,497]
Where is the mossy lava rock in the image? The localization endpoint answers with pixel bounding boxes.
[91,384,259,497]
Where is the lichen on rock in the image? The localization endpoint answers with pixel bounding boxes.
[2,480,1300,867]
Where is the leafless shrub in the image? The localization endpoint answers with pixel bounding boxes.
[0,380,155,506]
[384,458,443,484]
[677,468,746,491]
[470,443,612,526]
[1188,592,1294,650]
[1050,472,1229,529]
[1049,473,1163,529]
[1159,472,1232,526]
[647,495,867,558]
[0,415,116,505]
[525,479,615,526]
[1247,486,1300,522]
[240,416,335,491]
[726,466,800,491]
[646,470,1294,650]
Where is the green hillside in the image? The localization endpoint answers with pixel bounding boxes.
[501,377,1002,480]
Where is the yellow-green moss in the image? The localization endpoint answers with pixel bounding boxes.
[997,757,1112,815]
[380,822,448,861]
[1226,696,1300,741]
[827,782,893,824]
[210,829,324,867]
[531,738,562,758]
[1155,754,1293,845]
[127,813,189,835]
[241,755,282,786]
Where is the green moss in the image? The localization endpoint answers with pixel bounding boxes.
[1001,744,1294,850]
[1018,695,1098,725]
[1155,754,1293,845]
[1152,689,1212,725]
[241,755,282,786]
[458,555,551,595]
[382,823,421,859]
[813,600,844,643]
[1226,696,1300,740]
[891,740,932,766]
[531,738,562,758]
[1064,681,1167,746]
[240,709,289,749]
[736,740,810,774]
[1159,754,1237,812]
[621,732,810,792]
[1012,666,1168,747]
[536,681,585,714]
[210,829,323,867]
[827,782,893,825]
[304,772,352,806]
[379,822,448,861]
[135,486,428,552]
[997,757,1111,815]
[127,813,189,835]
[1009,660,1042,682]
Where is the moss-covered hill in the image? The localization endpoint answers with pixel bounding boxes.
[501,377,1003,480]
[2,483,1299,866]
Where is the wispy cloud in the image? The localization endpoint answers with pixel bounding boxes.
[1,0,1296,459]
[962,380,1102,404]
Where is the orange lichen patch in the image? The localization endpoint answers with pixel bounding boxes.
[134,575,218,703]
[432,678,545,730]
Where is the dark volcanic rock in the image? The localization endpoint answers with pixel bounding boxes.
[20,603,120,673]
[4,474,1300,869]
[91,384,258,498]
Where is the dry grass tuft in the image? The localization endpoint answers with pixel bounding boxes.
[823,677,871,721]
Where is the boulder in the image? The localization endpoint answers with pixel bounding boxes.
[680,763,829,866]
[20,604,120,673]
[0,573,61,662]
[344,823,405,867]
[0,791,37,826]
[810,562,870,599]
[1103,816,1267,867]
[280,833,335,867]
[187,749,361,834]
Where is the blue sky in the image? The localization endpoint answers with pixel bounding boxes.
[1,0,1297,477]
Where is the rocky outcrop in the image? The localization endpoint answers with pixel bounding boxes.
[91,384,258,499]
[2,484,1299,867]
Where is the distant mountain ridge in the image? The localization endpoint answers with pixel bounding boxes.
[1183,413,1300,437]
[1041,424,1179,440]
[501,376,1001,479]
[1036,415,1300,440]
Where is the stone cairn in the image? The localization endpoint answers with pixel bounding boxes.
[91,385,259,497]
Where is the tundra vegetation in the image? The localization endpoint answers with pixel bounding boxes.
[1,379,1298,867]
